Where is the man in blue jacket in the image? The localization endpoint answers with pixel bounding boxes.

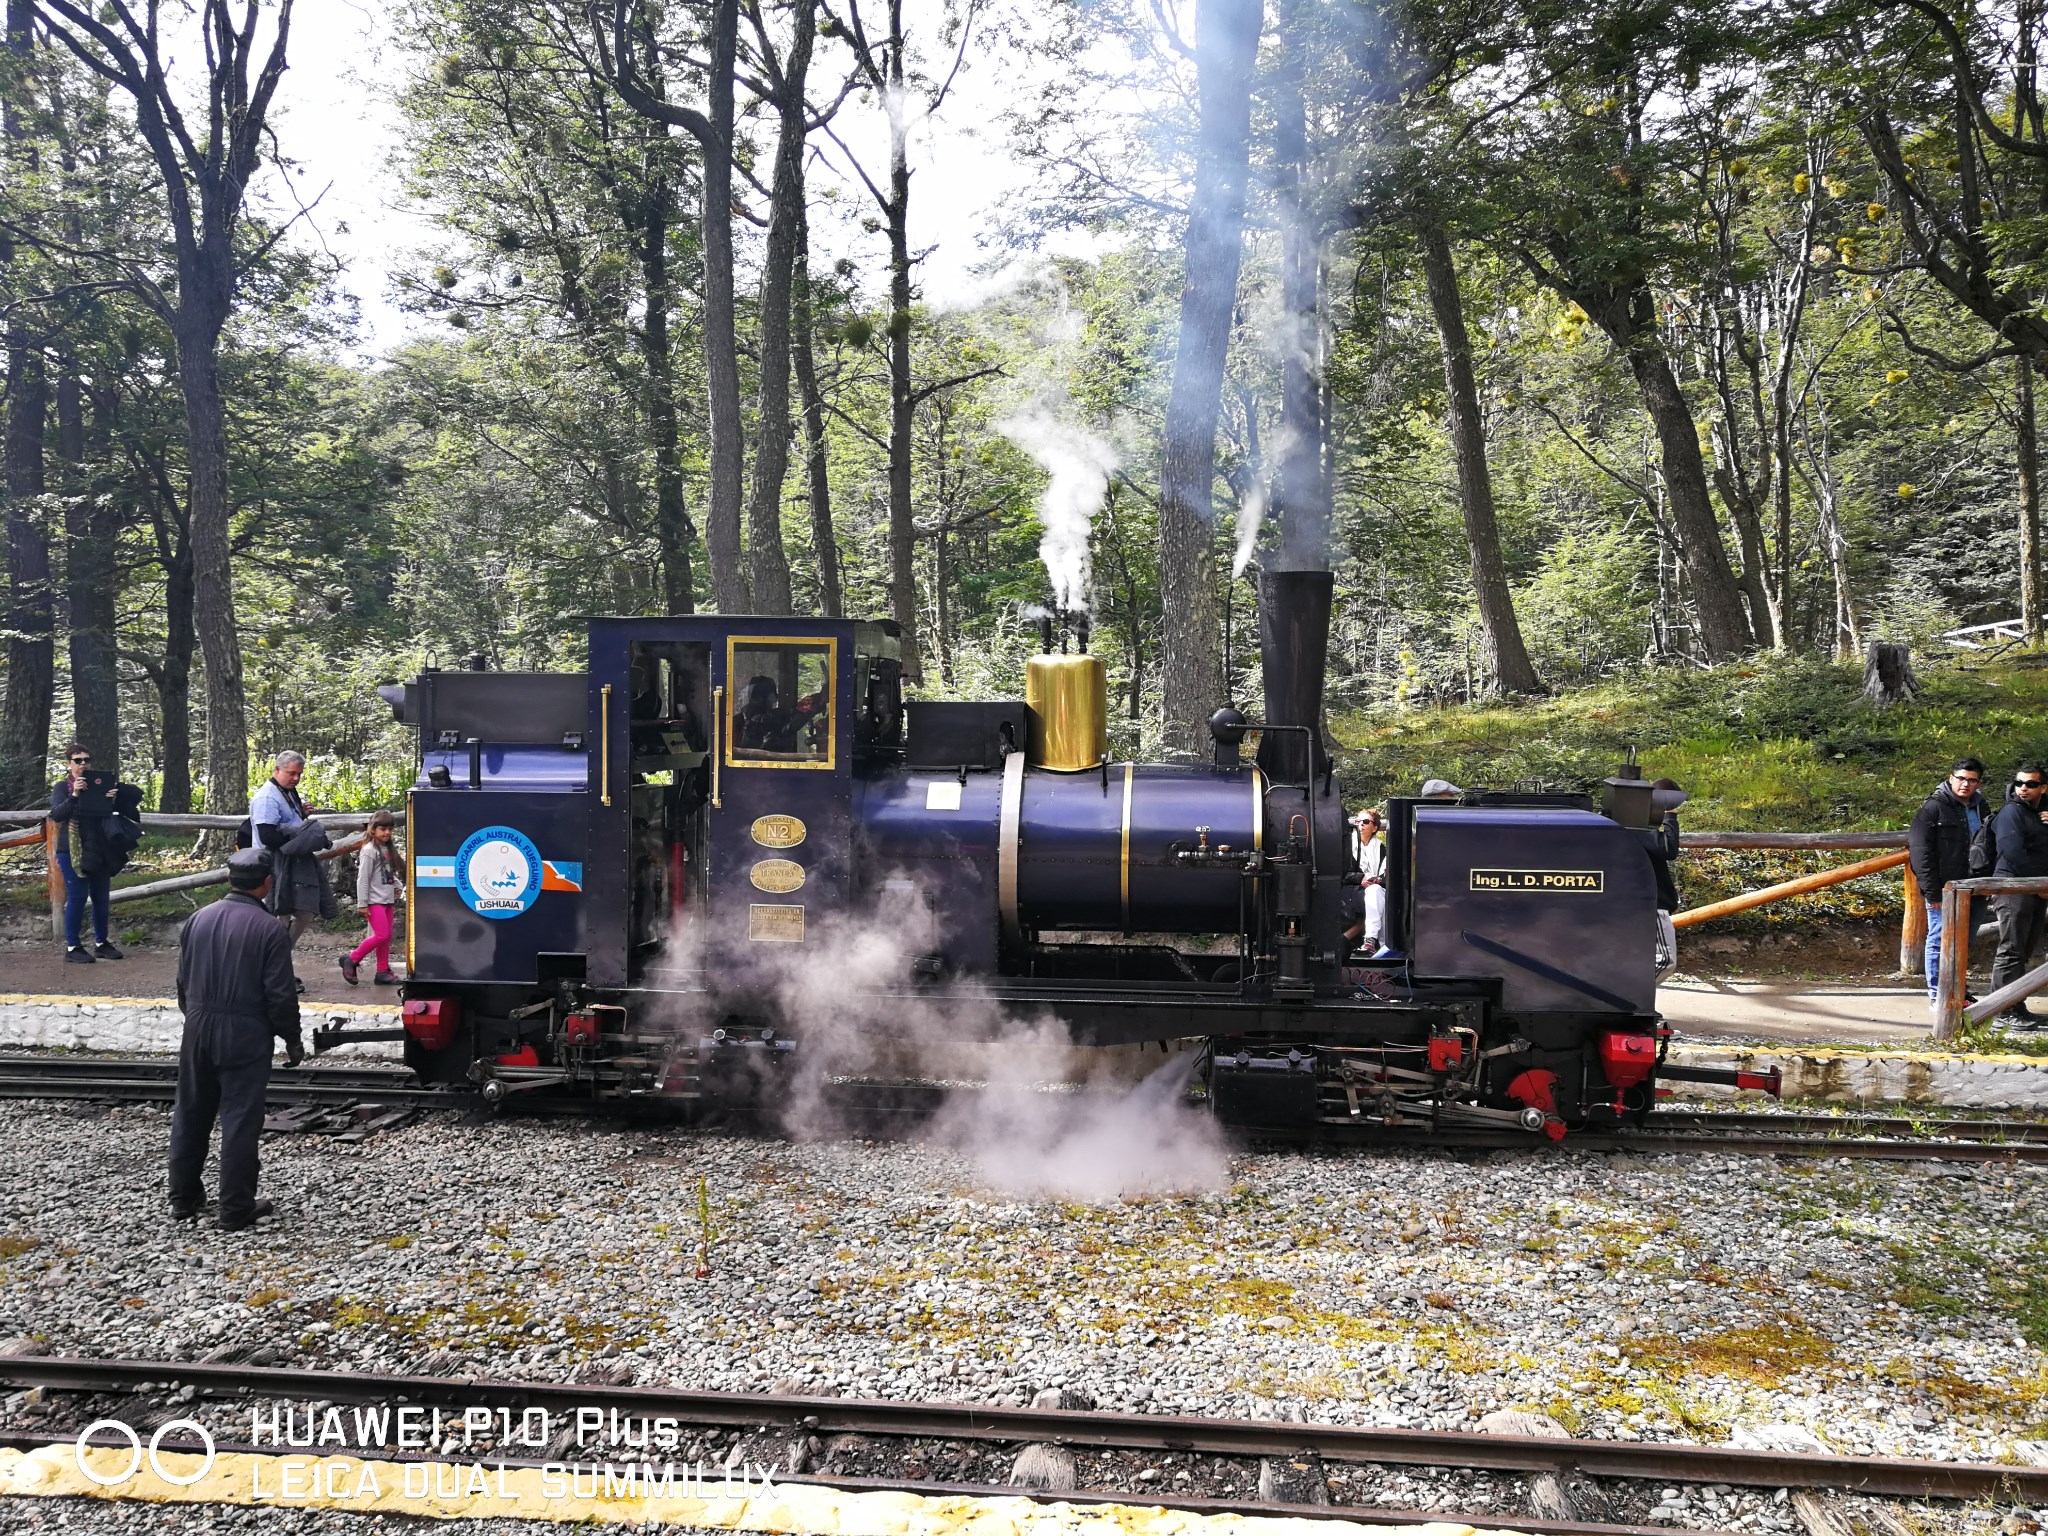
[170,850,304,1229]
[1990,766,2048,1031]
[249,750,332,987]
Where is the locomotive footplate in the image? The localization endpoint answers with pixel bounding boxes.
[611,978,1475,1050]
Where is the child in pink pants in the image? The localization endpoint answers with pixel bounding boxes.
[340,810,403,985]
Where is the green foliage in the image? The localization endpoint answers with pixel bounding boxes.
[1513,526,1656,685]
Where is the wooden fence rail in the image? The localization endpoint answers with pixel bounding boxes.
[1678,832,1907,850]
[1669,849,1909,930]
[1672,830,1924,973]
[0,810,378,831]
[4,812,384,939]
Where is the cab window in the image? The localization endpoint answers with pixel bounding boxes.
[726,638,836,769]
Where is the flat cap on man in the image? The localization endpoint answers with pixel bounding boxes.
[226,848,273,890]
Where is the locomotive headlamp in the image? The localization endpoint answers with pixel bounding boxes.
[427,764,452,789]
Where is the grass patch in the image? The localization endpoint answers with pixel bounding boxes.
[1628,1323,1837,1388]
[1883,1235,2048,1343]
[0,1235,40,1260]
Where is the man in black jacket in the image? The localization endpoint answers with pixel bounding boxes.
[1990,766,2048,1030]
[1907,757,1990,1008]
[169,850,305,1230]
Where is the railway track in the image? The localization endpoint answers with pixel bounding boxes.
[0,1053,2043,1160]
[2,1354,2042,1513]
[0,1428,1715,1536]
[0,1054,460,1110]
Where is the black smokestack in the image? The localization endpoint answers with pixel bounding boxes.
[1256,568,1331,782]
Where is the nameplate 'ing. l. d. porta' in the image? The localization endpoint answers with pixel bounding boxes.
[1468,868,1604,893]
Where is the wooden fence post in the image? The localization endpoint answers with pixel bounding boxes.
[1933,883,1971,1041]
[42,818,63,943]
[1900,862,1927,978]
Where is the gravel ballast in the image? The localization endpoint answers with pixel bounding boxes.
[0,1096,2038,1534]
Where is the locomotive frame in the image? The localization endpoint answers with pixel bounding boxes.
[330,574,1777,1135]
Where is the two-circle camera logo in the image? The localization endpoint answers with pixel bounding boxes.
[454,825,542,920]
[75,1418,216,1486]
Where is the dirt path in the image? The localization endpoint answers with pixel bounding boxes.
[0,937,398,1009]
[1657,977,1930,1044]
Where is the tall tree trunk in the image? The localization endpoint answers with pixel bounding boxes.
[158,538,195,814]
[0,334,51,808]
[793,211,841,618]
[1698,303,1783,650]
[1710,455,1780,649]
[639,135,694,615]
[1269,17,1329,574]
[173,322,249,817]
[1157,0,1261,755]
[60,361,116,767]
[699,0,748,613]
[879,0,921,678]
[0,0,53,807]
[2020,354,2043,645]
[744,0,814,617]
[1621,336,1754,660]
[1417,223,1541,695]
[933,522,953,684]
[1769,389,1797,651]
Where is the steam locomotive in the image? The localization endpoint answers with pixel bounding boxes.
[323,571,1778,1133]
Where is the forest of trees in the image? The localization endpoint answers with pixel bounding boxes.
[1,0,2044,810]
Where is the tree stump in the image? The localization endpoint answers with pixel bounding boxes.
[1862,640,1919,708]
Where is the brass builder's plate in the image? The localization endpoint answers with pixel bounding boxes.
[751,814,806,848]
[750,859,806,894]
[748,904,805,942]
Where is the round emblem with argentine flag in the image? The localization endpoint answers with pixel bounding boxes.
[454,825,544,919]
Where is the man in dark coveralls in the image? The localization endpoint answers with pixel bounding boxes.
[170,849,305,1229]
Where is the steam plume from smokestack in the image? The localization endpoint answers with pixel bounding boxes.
[1230,482,1266,579]
[999,405,1118,615]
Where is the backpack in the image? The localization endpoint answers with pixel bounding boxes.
[234,817,254,850]
[1970,812,2000,877]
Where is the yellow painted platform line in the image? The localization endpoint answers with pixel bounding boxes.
[1673,1042,2048,1067]
[0,993,400,1018]
[0,1445,1531,1536]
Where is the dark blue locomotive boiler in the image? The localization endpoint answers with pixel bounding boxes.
[333,572,1778,1134]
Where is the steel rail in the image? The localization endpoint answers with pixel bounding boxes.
[0,1057,412,1089]
[1312,1125,2048,1164]
[1661,1111,2048,1142]
[2,1357,2042,1502]
[0,1077,456,1110]
[1,1055,2046,1159]
[6,1430,1737,1536]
